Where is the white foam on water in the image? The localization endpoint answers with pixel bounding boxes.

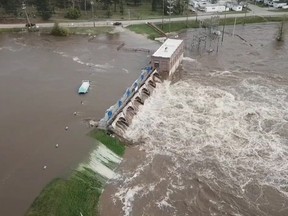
[115,185,144,216]
[1,46,21,52]
[113,73,288,214]
[53,50,112,71]
[72,56,113,70]
[182,57,196,62]
[122,68,129,74]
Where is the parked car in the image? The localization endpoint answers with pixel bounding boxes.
[113,22,122,26]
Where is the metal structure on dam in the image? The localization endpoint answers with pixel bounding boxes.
[99,38,184,133]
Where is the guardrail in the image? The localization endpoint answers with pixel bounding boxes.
[99,66,154,129]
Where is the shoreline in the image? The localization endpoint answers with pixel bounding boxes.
[25,129,127,216]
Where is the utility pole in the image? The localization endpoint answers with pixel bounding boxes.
[232,17,237,37]
[162,0,165,29]
[167,0,175,33]
[243,5,247,26]
[91,1,95,27]
[185,0,189,28]
[221,4,227,43]
[22,2,30,26]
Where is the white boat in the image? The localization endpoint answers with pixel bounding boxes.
[78,80,90,94]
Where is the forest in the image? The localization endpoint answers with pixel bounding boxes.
[0,0,188,21]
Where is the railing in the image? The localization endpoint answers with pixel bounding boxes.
[99,66,154,128]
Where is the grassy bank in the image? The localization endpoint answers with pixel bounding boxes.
[68,26,113,35]
[0,28,23,33]
[89,129,125,157]
[0,25,113,36]
[26,168,105,216]
[25,129,125,216]
[128,16,286,39]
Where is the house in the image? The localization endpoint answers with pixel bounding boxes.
[204,4,227,12]
[273,0,287,8]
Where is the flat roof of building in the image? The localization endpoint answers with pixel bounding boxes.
[152,38,183,58]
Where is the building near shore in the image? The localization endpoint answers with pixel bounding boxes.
[151,38,184,76]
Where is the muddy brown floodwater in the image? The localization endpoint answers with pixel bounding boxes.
[0,28,159,216]
[100,23,288,216]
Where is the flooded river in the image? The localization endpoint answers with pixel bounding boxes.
[100,23,288,216]
[0,29,158,215]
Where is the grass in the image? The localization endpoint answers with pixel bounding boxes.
[127,15,287,39]
[26,168,104,216]
[25,129,125,216]
[0,28,23,33]
[68,26,113,35]
[89,129,125,156]
[127,23,162,39]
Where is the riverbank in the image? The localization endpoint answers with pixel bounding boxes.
[1,14,286,39]
[0,26,113,35]
[128,15,287,39]
[25,130,125,216]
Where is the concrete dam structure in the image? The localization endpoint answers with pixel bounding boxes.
[99,38,184,134]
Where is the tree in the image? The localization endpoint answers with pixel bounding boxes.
[35,0,53,20]
[152,0,158,11]
[174,0,184,15]
[119,0,124,15]
[0,0,21,15]
[65,7,81,19]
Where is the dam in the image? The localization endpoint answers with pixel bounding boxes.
[99,38,184,133]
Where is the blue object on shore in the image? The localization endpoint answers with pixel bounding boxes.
[78,80,90,94]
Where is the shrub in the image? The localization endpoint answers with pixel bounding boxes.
[51,22,69,36]
[65,8,81,19]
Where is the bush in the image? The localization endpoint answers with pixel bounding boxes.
[64,8,81,19]
[51,22,69,36]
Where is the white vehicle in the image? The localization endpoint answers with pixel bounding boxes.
[232,5,243,11]
[273,1,287,8]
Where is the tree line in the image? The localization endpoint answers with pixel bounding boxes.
[0,0,187,20]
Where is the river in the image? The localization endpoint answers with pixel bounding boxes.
[0,28,159,216]
[100,23,288,216]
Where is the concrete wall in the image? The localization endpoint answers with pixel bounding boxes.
[151,40,184,75]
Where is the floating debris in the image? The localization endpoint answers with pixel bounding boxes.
[55,144,59,148]
[65,126,69,130]
[89,120,98,127]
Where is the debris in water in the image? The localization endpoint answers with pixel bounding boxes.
[43,166,47,170]
[65,126,69,130]
[73,112,77,116]
[55,144,59,148]
[89,120,98,127]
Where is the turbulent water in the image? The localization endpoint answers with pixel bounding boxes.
[100,23,288,216]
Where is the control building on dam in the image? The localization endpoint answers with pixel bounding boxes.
[98,38,184,133]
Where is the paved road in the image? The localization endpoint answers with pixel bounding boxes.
[0,4,287,29]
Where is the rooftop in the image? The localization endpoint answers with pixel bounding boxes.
[152,38,183,58]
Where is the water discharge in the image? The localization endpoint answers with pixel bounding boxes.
[101,24,288,216]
